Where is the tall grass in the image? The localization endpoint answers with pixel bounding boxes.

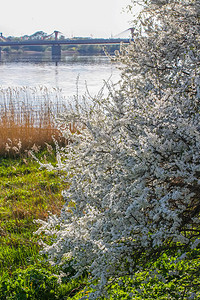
[0,86,69,155]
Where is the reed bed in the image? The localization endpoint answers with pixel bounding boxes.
[0,86,69,155]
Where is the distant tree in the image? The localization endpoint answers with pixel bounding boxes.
[29,31,47,40]
[59,35,66,40]
[21,35,30,41]
[36,0,200,298]
[78,44,103,54]
[22,45,46,52]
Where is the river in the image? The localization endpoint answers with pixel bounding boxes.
[0,52,121,101]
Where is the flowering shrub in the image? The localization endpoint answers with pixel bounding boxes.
[36,0,200,298]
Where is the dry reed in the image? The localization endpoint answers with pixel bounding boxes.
[0,86,70,155]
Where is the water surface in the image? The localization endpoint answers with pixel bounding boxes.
[0,53,120,100]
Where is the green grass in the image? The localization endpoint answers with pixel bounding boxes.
[0,150,60,270]
[0,150,64,226]
[0,149,89,299]
[0,150,200,299]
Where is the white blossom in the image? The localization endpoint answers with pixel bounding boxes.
[35,0,200,297]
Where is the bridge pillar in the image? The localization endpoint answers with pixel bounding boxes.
[52,44,61,63]
[0,47,1,61]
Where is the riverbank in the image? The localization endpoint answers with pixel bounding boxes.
[1,42,119,59]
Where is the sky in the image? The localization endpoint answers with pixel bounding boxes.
[0,0,136,38]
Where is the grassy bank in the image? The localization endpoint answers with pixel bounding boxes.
[0,151,200,299]
[0,87,88,299]
[0,149,89,299]
[0,88,199,299]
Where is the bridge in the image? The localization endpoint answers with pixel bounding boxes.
[0,30,133,63]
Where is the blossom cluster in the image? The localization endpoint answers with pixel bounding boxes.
[35,0,200,298]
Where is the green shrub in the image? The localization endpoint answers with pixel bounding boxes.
[0,266,62,300]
